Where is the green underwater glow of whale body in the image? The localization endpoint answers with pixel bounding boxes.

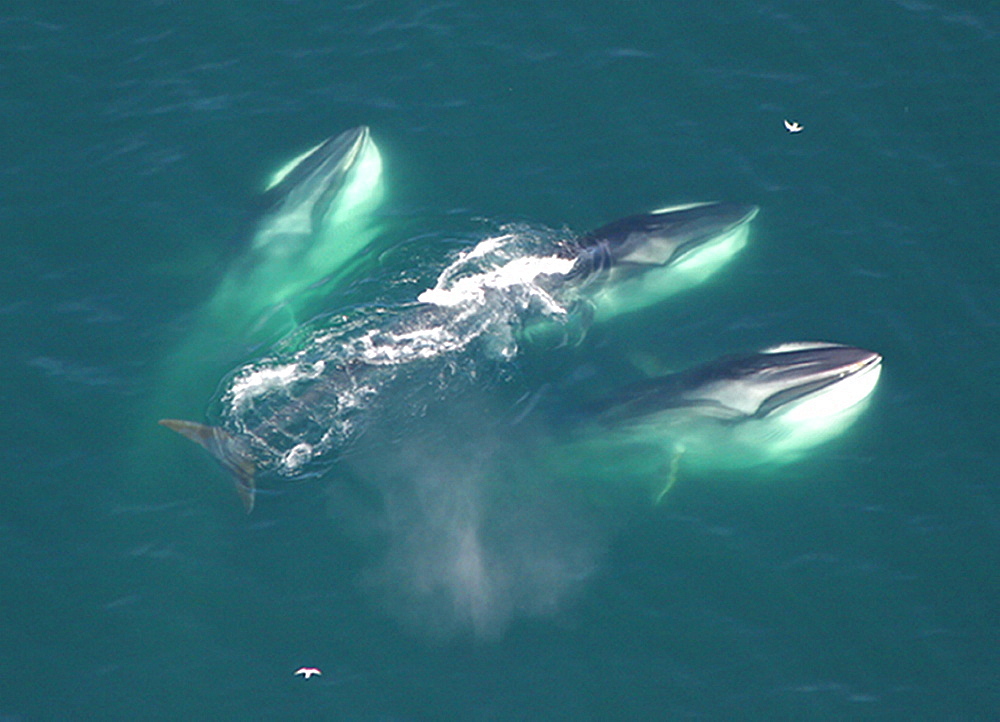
[207,125,384,343]
[157,130,879,515]
[156,197,767,513]
[516,201,759,348]
[542,342,883,501]
[573,202,759,323]
[149,128,385,505]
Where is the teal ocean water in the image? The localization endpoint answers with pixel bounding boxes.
[2,2,997,719]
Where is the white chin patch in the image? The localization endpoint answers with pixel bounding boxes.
[780,362,882,423]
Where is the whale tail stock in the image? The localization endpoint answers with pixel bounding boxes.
[158,419,257,513]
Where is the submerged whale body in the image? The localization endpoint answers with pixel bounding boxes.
[596,341,881,450]
[547,342,882,494]
[209,125,384,343]
[160,227,585,512]
[570,202,758,322]
[157,202,763,512]
[503,202,759,348]
[152,127,387,508]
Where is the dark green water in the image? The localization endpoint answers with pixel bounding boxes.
[2,2,997,719]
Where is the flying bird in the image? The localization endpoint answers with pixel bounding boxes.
[295,667,322,679]
[784,119,804,133]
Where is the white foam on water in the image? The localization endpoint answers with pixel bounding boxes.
[418,253,576,312]
[227,362,307,412]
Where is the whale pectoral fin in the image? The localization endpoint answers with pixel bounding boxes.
[653,446,685,506]
[159,419,257,513]
[245,302,300,350]
[628,351,675,379]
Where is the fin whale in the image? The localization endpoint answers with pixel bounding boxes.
[545,342,882,497]
[157,138,762,511]
[157,199,761,511]
[152,128,384,509]
[209,125,385,343]
[595,341,881,437]
[570,202,758,322]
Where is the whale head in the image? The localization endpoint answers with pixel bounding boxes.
[576,202,759,321]
[209,126,385,340]
[254,125,383,256]
[598,341,882,466]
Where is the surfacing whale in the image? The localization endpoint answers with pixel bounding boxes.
[544,342,882,500]
[568,202,758,322]
[157,136,761,512]
[209,125,385,343]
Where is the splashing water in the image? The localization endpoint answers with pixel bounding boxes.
[211,226,586,477]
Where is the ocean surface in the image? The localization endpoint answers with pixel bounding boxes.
[2,1,997,719]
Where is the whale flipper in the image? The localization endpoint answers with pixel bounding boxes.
[653,446,685,506]
[159,419,257,513]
